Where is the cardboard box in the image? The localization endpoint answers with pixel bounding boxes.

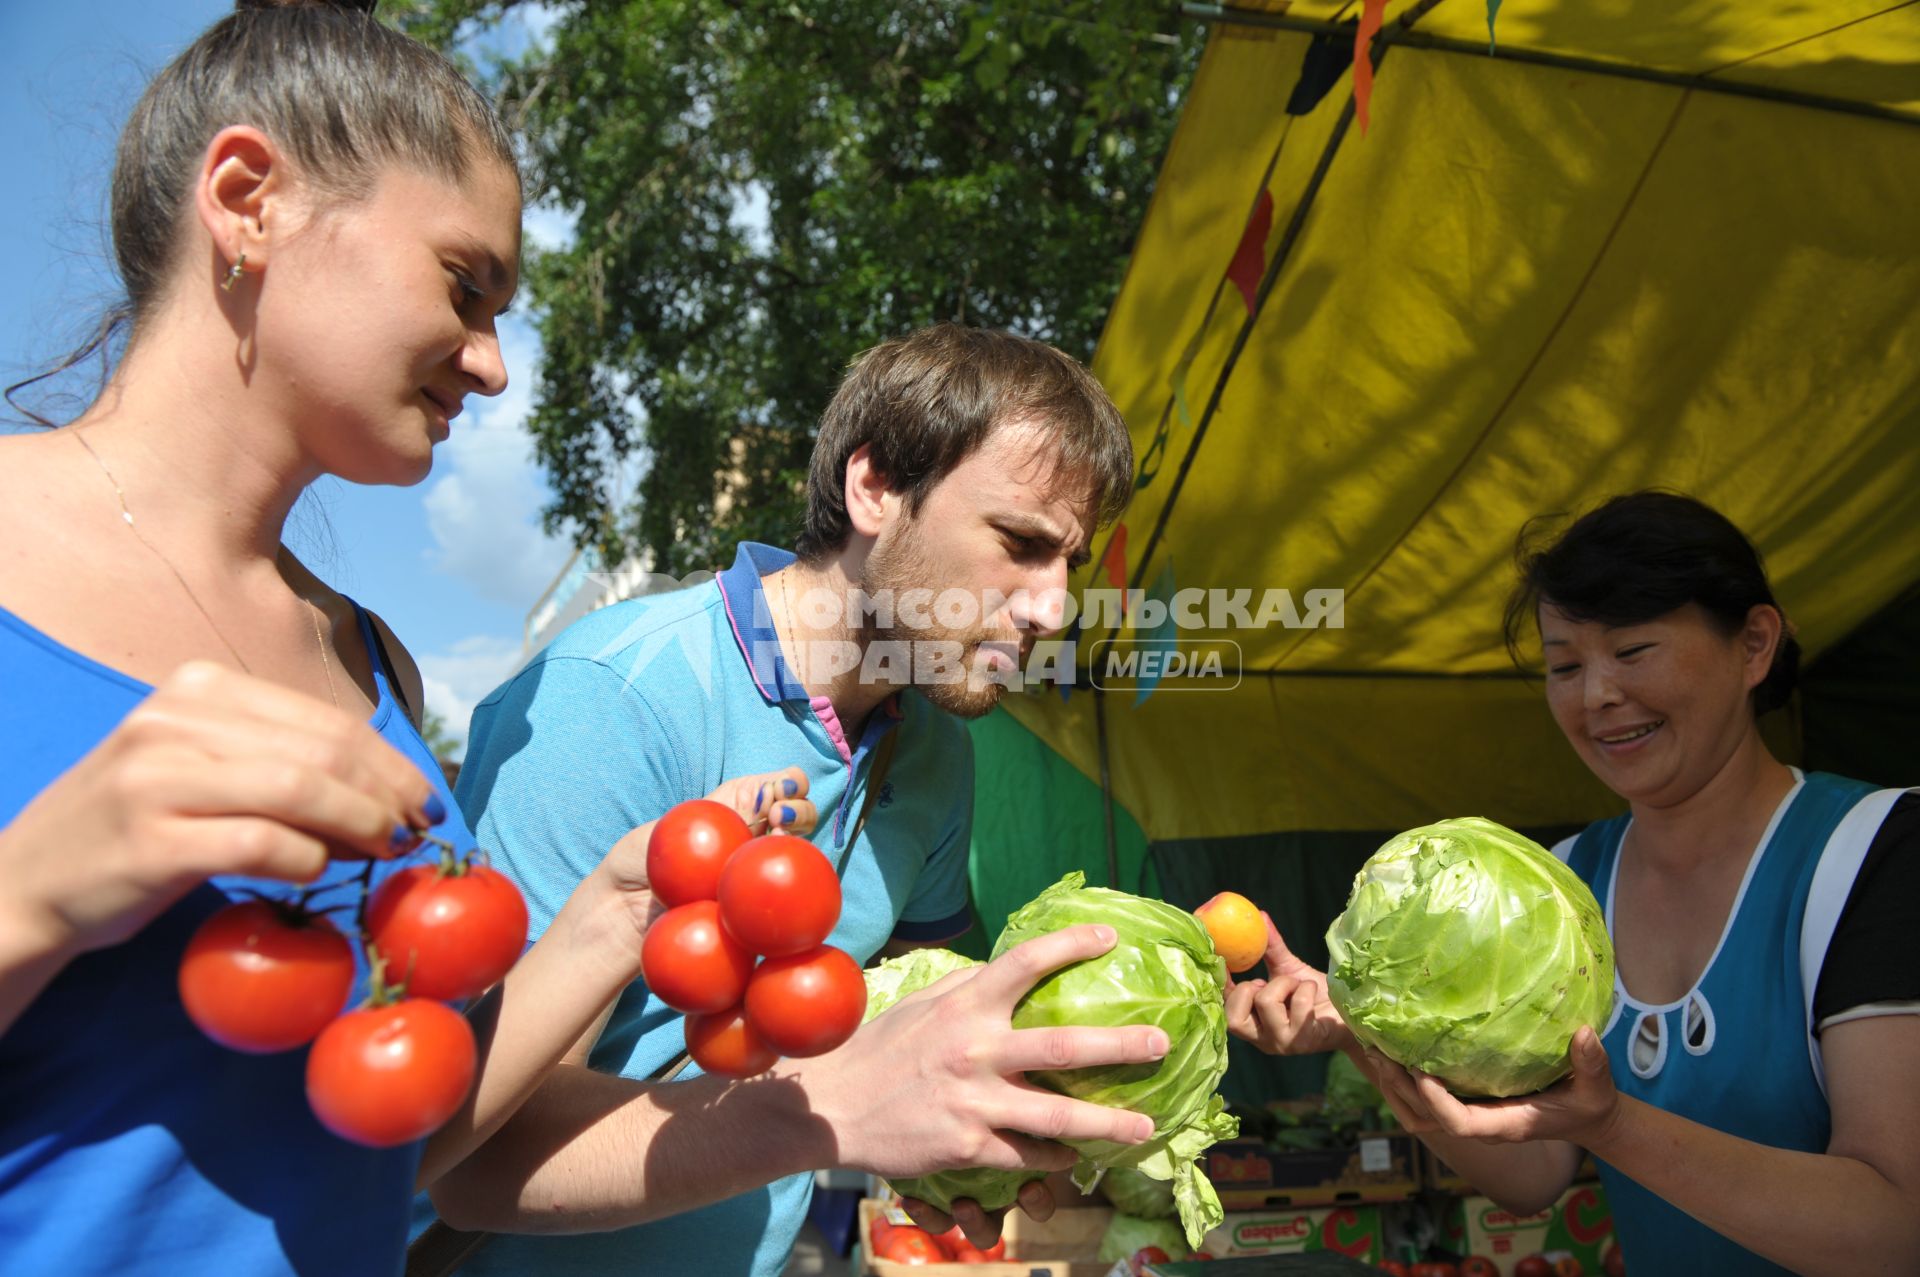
[1200,1205,1388,1263]
[860,1198,1113,1276]
[1205,1133,1421,1209]
[1440,1183,1616,1276]
[1146,1256,1381,1276]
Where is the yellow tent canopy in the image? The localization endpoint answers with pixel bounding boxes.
[994,0,1920,848]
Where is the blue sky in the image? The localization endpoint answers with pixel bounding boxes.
[0,2,573,749]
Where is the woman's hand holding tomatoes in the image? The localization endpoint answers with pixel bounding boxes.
[1,662,439,1026]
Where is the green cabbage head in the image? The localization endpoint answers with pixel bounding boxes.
[1097,1213,1191,1265]
[994,872,1237,1250]
[860,948,1047,1216]
[1325,817,1614,1098]
[858,874,1237,1251]
[1099,1165,1177,1220]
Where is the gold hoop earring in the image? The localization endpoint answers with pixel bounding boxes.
[221,252,247,292]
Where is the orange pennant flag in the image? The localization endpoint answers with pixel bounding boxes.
[1353,0,1387,134]
[1225,189,1275,316]
[1101,523,1129,592]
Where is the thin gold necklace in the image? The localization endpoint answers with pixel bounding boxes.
[72,429,341,708]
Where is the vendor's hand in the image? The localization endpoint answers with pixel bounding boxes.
[3,660,439,962]
[1361,1027,1620,1147]
[796,924,1166,1238]
[898,1178,1058,1250]
[581,767,820,975]
[1224,913,1355,1057]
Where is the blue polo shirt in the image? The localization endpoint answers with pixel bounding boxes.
[446,542,974,1277]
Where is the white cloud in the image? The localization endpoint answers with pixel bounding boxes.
[730,181,772,255]
[524,199,578,255]
[517,3,564,53]
[422,314,573,608]
[418,633,527,754]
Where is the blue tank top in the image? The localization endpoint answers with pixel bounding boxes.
[0,602,477,1275]
[1562,770,1878,1276]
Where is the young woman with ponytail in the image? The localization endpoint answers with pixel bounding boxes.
[0,4,812,1269]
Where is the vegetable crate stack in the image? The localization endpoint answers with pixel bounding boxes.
[859,1198,1115,1275]
[1436,1183,1622,1277]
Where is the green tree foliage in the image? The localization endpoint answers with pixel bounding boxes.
[397,1,1200,574]
[419,705,462,761]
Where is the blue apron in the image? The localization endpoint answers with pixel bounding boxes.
[1562,769,1879,1275]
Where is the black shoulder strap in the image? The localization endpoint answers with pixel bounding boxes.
[366,615,417,724]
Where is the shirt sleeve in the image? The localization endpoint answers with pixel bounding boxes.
[455,655,698,942]
[890,725,975,945]
[1813,791,1920,1027]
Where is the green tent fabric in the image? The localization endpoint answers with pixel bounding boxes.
[959,705,1158,960]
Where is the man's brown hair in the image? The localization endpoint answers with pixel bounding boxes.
[795,324,1134,561]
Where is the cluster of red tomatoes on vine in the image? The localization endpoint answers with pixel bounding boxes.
[642,800,865,1076]
[177,833,528,1148]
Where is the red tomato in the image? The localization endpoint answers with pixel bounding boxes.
[1460,1260,1500,1277]
[870,1214,899,1253]
[1411,1264,1458,1277]
[305,997,476,1147]
[178,900,354,1053]
[1514,1258,1554,1277]
[685,1004,779,1077]
[648,799,753,906]
[1552,1260,1583,1277]
[366,862,528,1002]
[642,901,757,1014]
[1377,1264,1411,1277]
[1130,1246,1173,1275]
[716,834,840,956]
[743,944,865,1057]
[879,1228,945,1264]
[1602,1242,1625,1277]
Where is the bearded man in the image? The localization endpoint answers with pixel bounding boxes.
[423,324,1137,1277]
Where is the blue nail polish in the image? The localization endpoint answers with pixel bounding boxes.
[755,785,766,813]
[780,804,796,825]
[782,778,798,798]
[390,824,417,853]
[424,793,447,825]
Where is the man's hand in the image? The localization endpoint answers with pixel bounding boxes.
[795,924,1168,1249]
[898,1178,1061,1251]
[1223,913,1355,1057]
[1360,1026,1622,1148]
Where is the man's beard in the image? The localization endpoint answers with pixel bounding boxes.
[859,519,1021,720]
